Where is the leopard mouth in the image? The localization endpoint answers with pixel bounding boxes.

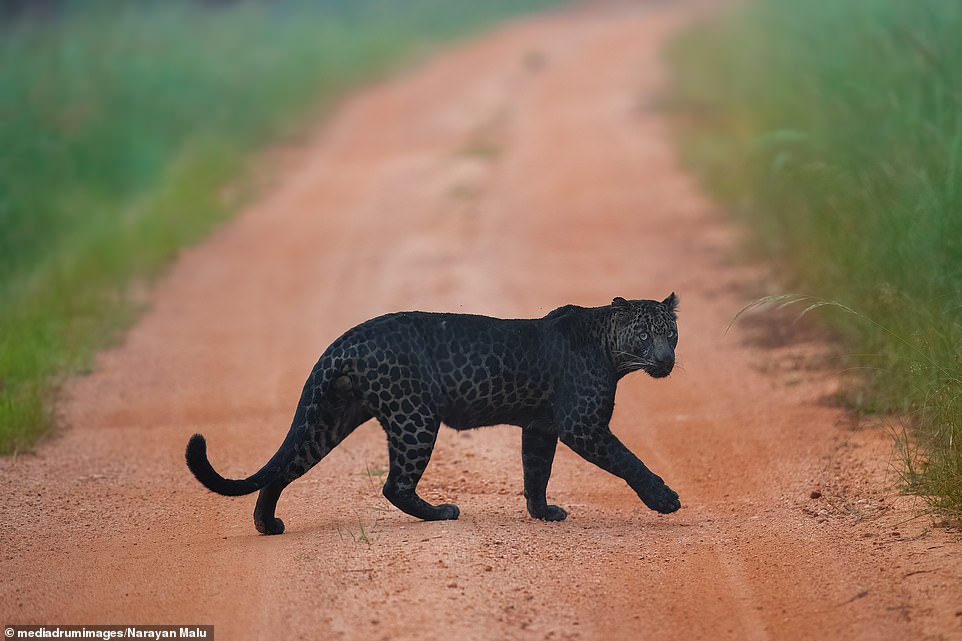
[614,351,672,378]
[614,351,667,377]
[646,365,672,379]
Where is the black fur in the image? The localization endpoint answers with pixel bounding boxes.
[186,294,681,534]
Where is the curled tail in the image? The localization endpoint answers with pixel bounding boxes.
[185,358,340,497]
[186,432,293,496]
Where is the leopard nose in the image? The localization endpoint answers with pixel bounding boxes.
[653,352,674,376]
[653,346,673,366]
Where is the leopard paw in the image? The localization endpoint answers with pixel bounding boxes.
[254,516,285,535]
[529,503,568,521]
[428,503,460,521]
[639,481,680,514]
[541,504,568,521]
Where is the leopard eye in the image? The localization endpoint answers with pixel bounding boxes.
[640,332,649,341]
[668,330,675,338]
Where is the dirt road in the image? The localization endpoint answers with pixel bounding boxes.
[3,2,961,640]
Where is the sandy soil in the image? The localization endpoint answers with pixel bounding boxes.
[3,2,961,640]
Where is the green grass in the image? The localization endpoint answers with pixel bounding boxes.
[0,0,562,453]
[668,0,962,514]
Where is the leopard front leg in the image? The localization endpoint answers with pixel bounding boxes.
[378,411,460,521]
[560,424,680,515]
[521,426,567,521]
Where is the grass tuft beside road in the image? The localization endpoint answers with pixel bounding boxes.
[668,0,962,514]
[0,0,561,453]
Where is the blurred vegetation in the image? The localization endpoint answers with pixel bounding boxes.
[669,0,962,514]
[0,0,561,452]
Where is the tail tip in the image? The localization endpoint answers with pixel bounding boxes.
[186,433,207,466]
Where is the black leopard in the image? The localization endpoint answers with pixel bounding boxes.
[186,294,681,534]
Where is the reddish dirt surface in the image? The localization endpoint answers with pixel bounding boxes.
[3,2,962,640]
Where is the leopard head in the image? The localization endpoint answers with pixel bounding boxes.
[609,293,679,379]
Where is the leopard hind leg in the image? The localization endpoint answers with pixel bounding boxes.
[378,407,459,521]
[253,479,288,535]
[253,375,371,535]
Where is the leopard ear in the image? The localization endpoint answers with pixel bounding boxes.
[662,292,679,312]
[611,296,631,309]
